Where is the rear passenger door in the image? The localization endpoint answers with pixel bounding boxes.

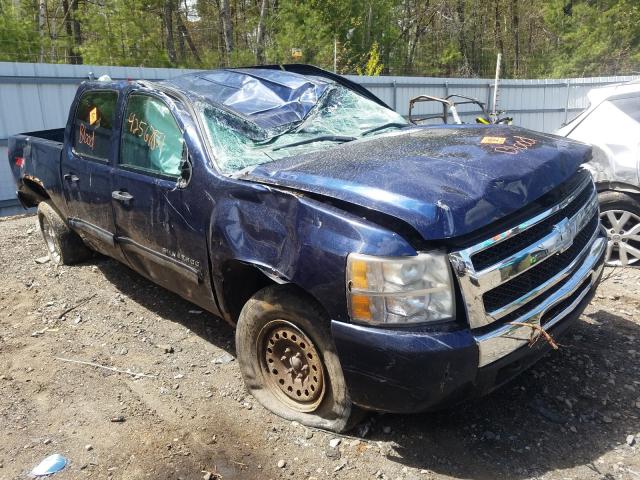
[61,89,124,260]
[111,92,207,301]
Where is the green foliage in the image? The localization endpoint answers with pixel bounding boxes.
[356,42,383,76]
[2,0,639,78]
[0,0,40,62]
[266,0,334,66]
[437,43,464,76]
[542,0,640,77]
[77,0,168,67]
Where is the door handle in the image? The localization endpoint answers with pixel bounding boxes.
[112,190,134,204]
[63,173,80,183]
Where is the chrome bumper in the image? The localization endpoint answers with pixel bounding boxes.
[448,172,605,368]
[475,232,606,366]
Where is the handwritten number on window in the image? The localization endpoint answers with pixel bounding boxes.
[127,112,166,153]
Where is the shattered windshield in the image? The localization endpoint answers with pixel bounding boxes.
[197,86,408,173]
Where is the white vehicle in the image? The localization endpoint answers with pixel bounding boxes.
[557,81,640,267]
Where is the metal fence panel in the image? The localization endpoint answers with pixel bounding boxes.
[0,61,638,215]
[0,62,198,214]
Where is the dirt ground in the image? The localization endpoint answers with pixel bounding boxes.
[1,213,639,480]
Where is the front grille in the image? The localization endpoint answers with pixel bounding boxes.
[450,169,602,333]
[472,182,593,271]
[484,271,575,330]
[540,276,592,326]
[451,169,605,365]
[483,213,598,313]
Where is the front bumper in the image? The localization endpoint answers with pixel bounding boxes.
[332,234,606,414]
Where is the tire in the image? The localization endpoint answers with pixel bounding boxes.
[236,285,362,432]
[598,190,640,267]
[37,201,92,266]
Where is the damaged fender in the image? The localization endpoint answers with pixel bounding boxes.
[206,180,417,323]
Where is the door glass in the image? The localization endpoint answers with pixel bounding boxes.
[120,94,184,177]
[610,96,640,123]
[73,90,118,161]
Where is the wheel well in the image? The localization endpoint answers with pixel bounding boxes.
[221,261,276,323]
[596,181,640,198]
[220,261,327,325]
[20,178,50,207]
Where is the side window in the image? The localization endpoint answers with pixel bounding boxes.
[610,96,640,123]
[120,94,184,177]
[73,90,118,161]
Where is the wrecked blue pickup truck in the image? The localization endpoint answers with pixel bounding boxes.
[9,65,606,432]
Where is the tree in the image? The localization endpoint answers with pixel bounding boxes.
[357,42,384,75]
[220,0,233,64]
[0,0,40,62]
[255,0,268,64]
[0,0,638,78]
[164,0,177,64]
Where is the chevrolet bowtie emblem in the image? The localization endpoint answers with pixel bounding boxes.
[553,217,578,254]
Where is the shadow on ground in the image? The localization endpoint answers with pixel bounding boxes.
[94,255,236,355]
[91,256,635,479]
[364,308,637,479]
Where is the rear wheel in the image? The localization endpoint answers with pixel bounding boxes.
[37,201,92,265]
[598,191,640,267]
[236,285,362,432]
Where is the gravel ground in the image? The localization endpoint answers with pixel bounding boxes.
[1,213,639,480]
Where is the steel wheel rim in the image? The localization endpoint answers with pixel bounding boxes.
[42,218,61,264]
[600,209,640,267]
[257,319,325,413]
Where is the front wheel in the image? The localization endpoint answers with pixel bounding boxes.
[598,190,640,267]
[235,285,361,432]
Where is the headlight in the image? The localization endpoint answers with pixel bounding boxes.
[346,251,455,325]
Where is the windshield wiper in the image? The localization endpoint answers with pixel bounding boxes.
[362,122,409,136]
[272,135,357,152]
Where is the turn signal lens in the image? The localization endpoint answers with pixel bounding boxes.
[349,259,369,290]
[15,157,25,168]
[350,295,372,321]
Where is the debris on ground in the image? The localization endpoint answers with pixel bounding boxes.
[56,293,96,319]
[30,454,67,476]
[157,344,175,354]
[55,357,157,378]
[212,352,235,364]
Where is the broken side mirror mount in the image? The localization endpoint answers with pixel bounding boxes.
[177,142,192,189]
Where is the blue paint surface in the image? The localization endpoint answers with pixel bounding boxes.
[247,124,591,240]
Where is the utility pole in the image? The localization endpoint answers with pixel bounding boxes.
[492,53,502,118]
[334,36,337,73]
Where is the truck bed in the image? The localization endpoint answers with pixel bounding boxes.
[20,128,65,144]
[9,128,66,208]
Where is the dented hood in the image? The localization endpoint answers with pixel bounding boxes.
[245,125,591,240]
